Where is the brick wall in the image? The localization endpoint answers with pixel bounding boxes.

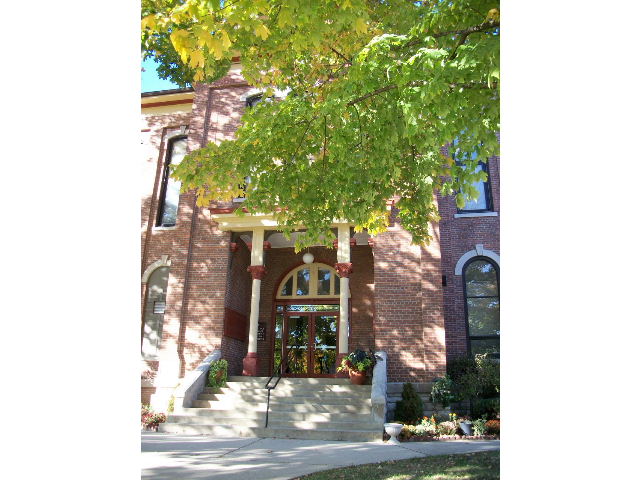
[222,240,251,376]
[372,209,446,383]
[141,70,254,392]
[437,155,500,361]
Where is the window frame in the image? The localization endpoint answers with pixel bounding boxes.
[456,160,494,213]
[156,135,187,227]
[462,256,500,357]
[276,263,346,300]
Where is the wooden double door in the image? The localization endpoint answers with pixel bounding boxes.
[273,304,339,376]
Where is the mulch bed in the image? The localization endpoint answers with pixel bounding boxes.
[383,433,499,442]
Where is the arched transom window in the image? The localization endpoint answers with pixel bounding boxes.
[277,263,347,299]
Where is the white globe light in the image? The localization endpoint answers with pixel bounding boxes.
[302,252,314,264]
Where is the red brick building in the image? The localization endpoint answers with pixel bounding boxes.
[141,66,500,409]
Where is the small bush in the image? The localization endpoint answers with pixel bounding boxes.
[437,420,458,436]
[471,397,500,419]
[485,419,500,435]
[394,383,424,424]
[207,359,228,389]
[430,376,458,408]
[472,418,487,436]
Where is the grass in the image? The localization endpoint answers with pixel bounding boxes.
[294,450,499,480]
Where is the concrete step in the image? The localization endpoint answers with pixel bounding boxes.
[175,408,374,423]
[207,385,371,396]
[158,423,382,442]
[228,376,353,385]
[167,415,376,431]
[189,400,373,413]
[197,391,370,402]
[267,419,379,431]
[195,394,371,406]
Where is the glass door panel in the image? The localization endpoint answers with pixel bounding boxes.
[286,315,309,375]
[312,315,337,374]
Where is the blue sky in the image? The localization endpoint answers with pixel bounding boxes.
[141,57,181,92]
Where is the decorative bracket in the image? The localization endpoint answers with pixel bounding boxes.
[334,262,353,278]
[247,265,267,280]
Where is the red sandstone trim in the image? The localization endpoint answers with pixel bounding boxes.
[334,262,353,278]
[142,99,193,108]
[247,265,267,280]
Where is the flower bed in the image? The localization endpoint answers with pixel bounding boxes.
[141,404,167,431]
[385,414,499,442]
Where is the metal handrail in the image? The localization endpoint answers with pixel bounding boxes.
[263,347,297,428]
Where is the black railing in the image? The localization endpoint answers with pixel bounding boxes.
[263,347,297,428]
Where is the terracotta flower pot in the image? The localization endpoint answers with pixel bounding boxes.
[348,369,367,385]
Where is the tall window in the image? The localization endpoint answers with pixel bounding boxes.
[463,258,499,358]
[157,136,187,227]
[142,266,170,359]
[452,139,493,212]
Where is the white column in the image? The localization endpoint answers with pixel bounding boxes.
[248,228,264,353]
[336,224,351,355]
[243,228,265,375]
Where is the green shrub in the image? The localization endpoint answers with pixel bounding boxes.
[394,383,424,424]
[207,359,228,388]
[472,418,487,436]
[446,353,500,403]
[470,398,500,419]
[430,375,458,408]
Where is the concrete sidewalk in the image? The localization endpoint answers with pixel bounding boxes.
[142,432,500,480]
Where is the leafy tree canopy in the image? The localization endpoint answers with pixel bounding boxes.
[142,0,500,249]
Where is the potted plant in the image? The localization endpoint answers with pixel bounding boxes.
[458,415,473,436]
[337,349,375,385]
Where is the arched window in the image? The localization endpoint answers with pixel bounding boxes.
[142,266,170,359]
[276,263,346,299]
[156,136,187,227]
[463,258,500,358]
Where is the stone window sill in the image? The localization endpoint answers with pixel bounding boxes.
[454,212,498,218]
[153,225,178,231]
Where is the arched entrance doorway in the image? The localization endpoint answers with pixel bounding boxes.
[272,263,349,377]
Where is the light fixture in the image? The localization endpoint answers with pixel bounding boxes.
[302,252,314,264]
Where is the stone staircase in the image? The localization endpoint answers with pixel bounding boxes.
[159,376,382,441]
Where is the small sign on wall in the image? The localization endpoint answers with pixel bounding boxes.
[257,322,266,341]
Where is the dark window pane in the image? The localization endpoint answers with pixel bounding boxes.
[281,276,293,296]
[334,274,340,295]
[467,297,500,336]
[318,268,331,295]
[313,314,337,374]
[470,338,500,358]
[465,260,498,297]
[296,268,310,295]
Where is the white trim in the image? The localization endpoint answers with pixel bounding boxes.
[454,246,500,275]
[142,255,171,283]
[454,212,498,218]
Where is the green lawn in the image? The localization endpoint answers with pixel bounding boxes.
[294,450,499,480]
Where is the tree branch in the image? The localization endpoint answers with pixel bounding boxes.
[329,46,352,66]
[404,20,499,49]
